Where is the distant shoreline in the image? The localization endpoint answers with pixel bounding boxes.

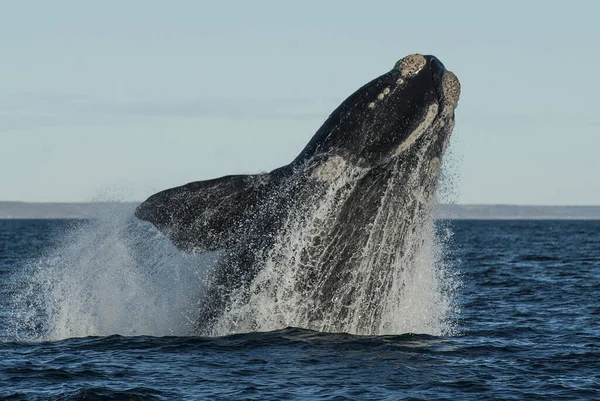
[439,204,600,220]
[0,202,137,220]
[1,201,600,220]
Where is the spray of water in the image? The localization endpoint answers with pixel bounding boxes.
[10,146,459,340]
[211,144,460,337]
[9,209,215,341]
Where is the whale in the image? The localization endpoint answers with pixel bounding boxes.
[135,54,461,335]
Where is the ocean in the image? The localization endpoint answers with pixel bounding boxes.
[1,218,599,400]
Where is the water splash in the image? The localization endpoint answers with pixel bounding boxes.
[9,209,215,341]
[10,152,458,340]
[212,147,459,336]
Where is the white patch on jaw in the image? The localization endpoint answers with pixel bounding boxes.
[313,155,348,181]
[393,103,439,156]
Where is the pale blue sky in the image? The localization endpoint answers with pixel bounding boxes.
[1,0,598,204]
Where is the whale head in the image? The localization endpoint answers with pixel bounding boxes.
[294,54,460,169]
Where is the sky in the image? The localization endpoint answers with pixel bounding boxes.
[1,0,599,205]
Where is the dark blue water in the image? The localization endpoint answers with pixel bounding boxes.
[1,219,599,400]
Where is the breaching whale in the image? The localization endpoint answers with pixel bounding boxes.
[136,54,460,336]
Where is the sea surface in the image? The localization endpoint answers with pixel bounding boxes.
[1,219,599,400]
